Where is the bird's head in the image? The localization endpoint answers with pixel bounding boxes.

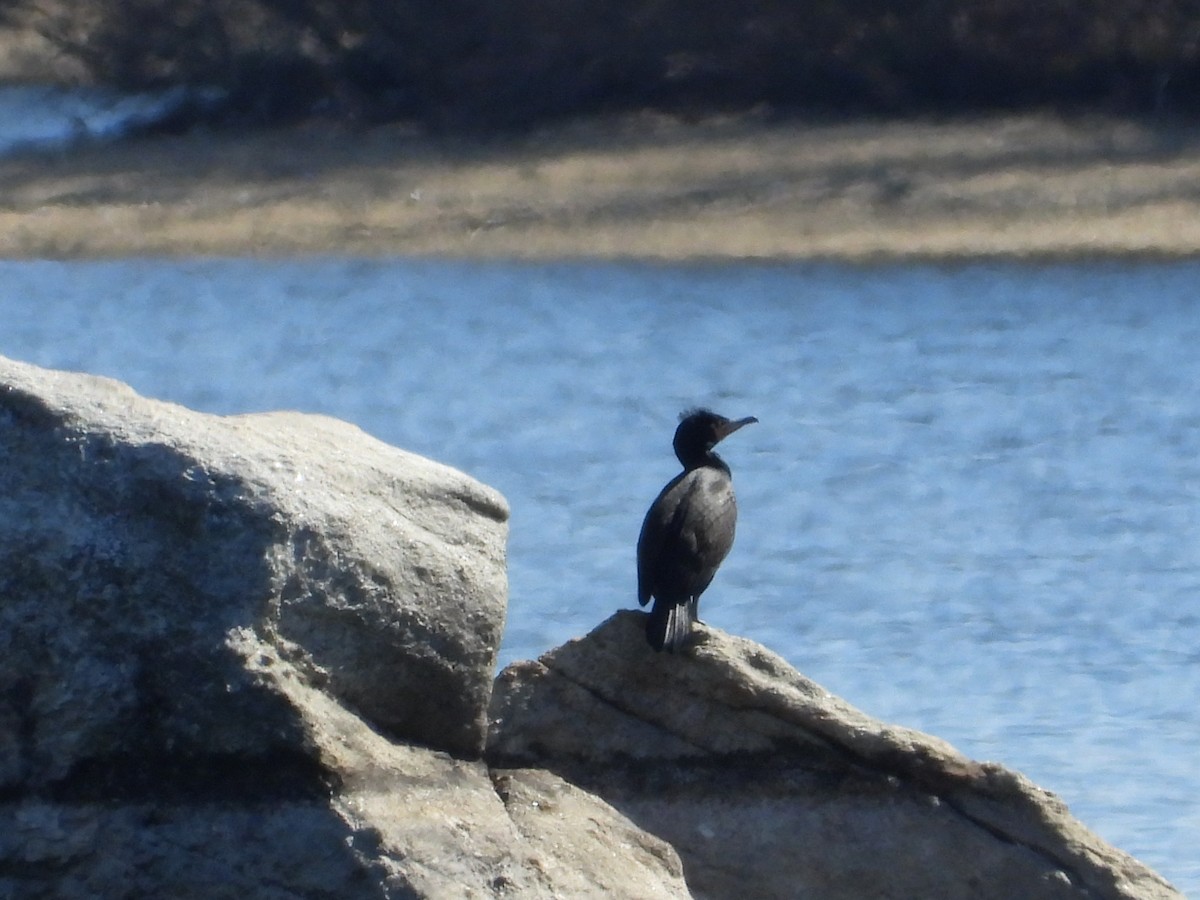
[673,408,757,467]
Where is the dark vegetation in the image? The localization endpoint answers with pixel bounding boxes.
[9,0,1200,131]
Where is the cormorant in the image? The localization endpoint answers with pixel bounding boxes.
[637,408,757,652]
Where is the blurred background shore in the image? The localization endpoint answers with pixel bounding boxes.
[3,0,1200,260]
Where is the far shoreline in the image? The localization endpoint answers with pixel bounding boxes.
[4,111,1200,262]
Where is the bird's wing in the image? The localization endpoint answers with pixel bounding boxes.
[638,469,739,604]
[636,471,686,606]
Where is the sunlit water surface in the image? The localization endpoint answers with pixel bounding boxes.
[2,258,1197,893]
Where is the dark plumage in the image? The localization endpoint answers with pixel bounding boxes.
[637,408,757,652]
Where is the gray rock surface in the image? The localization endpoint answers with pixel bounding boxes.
[0,354,507,767]
[0,355,690,899]
[488,611,1184,900]
[1,629,689,900]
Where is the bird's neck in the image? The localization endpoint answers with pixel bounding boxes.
[680,449,730,474]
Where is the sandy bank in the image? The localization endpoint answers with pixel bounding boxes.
[3,112,1200,261]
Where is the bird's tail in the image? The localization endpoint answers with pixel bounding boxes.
[646,598,694,653]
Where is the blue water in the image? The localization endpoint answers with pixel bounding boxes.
[0,85,196,155]
[2,258,1197,893]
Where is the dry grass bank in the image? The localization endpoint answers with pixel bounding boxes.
[3,112,1200,261]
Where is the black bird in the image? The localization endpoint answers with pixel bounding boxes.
[637,408,757,652]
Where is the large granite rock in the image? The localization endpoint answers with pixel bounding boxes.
[488,611,1184,900]
[0,355,689,899]
[0,355,507,764]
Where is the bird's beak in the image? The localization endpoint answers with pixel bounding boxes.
[715,416,758,441]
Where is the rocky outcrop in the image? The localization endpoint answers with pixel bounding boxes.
[0,354,508,764]
[488,612,1184,900]
[0,355,688,898]
[0,355,1181,899]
